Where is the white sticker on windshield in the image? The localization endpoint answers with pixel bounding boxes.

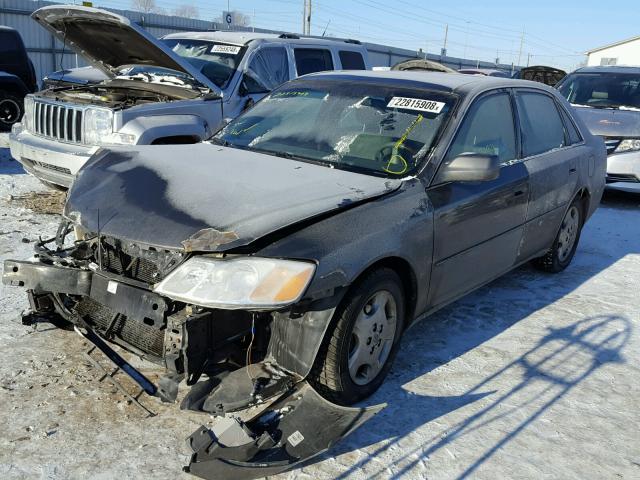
[387,97,445,114]
[210,44,241,55]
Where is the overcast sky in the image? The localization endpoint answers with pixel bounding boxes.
[104,0,638,70]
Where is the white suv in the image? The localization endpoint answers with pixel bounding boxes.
[10,5,370,188]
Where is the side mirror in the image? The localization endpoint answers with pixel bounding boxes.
[438,152,501,183]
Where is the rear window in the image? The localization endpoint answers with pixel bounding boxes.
[294,48,334,76]
[338,50,365,70]
[516,92,566,157]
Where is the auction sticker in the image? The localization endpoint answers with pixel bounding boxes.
[387,97,445,114]
[211,44,241,55]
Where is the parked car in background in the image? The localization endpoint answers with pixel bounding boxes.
[10,5,369,189]
[458,67,511,77]
[391,58,456,73]
[514,65,566,86]
[556,65,640,192]
[3,71,605,480]
[0,26,37,131]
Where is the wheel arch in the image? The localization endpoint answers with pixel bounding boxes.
[346,255,419,327]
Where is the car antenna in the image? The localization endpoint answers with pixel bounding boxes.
[322,20,330,37]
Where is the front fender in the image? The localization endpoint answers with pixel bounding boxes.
[120,115,209,145]
[258,178,434,377]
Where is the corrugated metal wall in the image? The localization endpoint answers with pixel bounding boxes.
[0,0,516,85]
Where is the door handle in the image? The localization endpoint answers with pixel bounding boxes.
[514,190,525,197]
[569,167,577,173]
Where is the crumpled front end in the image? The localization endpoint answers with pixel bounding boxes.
[2,221,383,479]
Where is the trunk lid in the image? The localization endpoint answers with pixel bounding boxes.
[65,143,401,252]
[31,6,222,96]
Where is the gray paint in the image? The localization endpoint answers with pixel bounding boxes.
[65,143,401,251]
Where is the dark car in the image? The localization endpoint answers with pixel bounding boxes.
[2,71,605,479]
[0,26,37,131]
[556,65,640,192]
[513,65,567,86]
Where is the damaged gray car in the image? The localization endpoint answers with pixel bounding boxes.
[3,71,606,479]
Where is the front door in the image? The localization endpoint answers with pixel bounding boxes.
[427,90,529,308]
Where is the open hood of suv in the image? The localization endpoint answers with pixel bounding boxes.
[65,144,401,252]
[32,6,222,96]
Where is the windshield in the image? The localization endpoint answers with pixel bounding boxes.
[557,72,640,109]
[213,80,455,177]
[161,39,245,88]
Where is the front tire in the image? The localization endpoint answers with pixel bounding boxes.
[309,268,405,405]
[0,93,23,131]
[533,198,583,273]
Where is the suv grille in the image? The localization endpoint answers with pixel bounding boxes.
[33,100,84,143]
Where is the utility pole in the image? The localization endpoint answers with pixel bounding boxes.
[302,0,306,35]
[527,52,531,67]
[516,28,524,67]
[442,24,448,57]
[306,0,312,35]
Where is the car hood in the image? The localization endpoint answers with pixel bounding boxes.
[65,144,401,252]
[31,6,222,96]
[571,105,640,137]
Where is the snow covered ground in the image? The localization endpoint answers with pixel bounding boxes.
[0,132,638,480]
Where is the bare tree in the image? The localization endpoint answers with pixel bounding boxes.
[173,4,199,19]
[214,10,251,27]
[131,0,157,13]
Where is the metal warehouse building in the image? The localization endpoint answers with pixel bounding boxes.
[586,35,640,67]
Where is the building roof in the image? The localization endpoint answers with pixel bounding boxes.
[586,35,640,54]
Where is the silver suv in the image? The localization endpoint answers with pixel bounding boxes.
[10,5,369,188]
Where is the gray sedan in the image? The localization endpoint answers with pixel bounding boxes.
[3,71,606,479]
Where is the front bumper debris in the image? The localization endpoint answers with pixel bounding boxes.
[3,254,386,479]
[186,381,385,480]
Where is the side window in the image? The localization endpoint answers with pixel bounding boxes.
[338,50,365,70]
[294,48,334,76]
[445,92,516,163]
[516,92,566,156]
[0,31,21,64]
[244,47,289,93]
[559,106,582,145]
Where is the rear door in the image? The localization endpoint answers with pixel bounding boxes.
[427,90,529,308]
[293,47,334,76]
[514,90,582,260]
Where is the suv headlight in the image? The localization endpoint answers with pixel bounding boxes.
[154,257,316,309]
[22,96,35,132]
[83,107,114,145]
[616,139,640,153]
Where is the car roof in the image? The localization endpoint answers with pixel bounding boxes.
[573,65,640,74]
[162,30,364,48]
[300,70,556,96]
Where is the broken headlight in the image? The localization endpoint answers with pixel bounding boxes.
[153,257,315,309]
[615,139,640,153]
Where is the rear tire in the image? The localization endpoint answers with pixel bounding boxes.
[533,197,583,273]
[309,268,405,405]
